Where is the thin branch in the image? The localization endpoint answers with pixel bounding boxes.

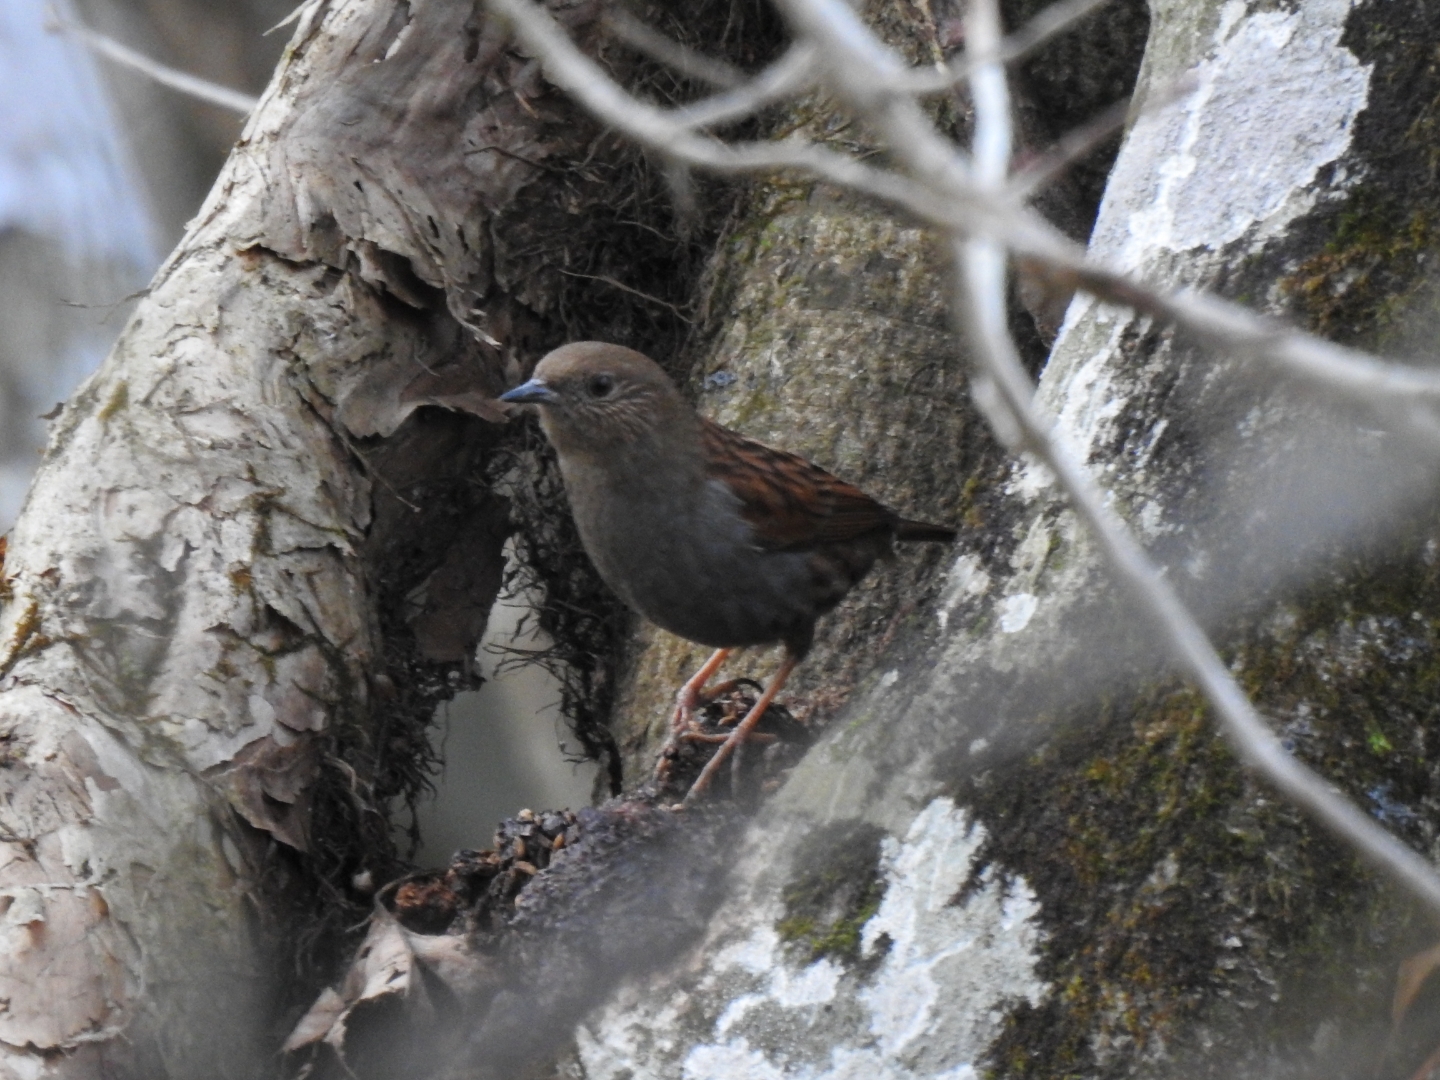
[47,10,258,115]
[1056,252,1440,420]
[489,0,966,219]
[957,237,1440,923]
[494,0,1440,921]
[556,269,693,321]
[265,0,321,36]
[893,0,1114,94]
[777,0,972,197]
[957,0,1440,922]
[788,0,1440,434]
[1011,95,1132,196]
[602,8,745,88]
[965,0,1009,186]
[1007,74,1198,201]
[779,0,1440,430]
[670,43,819,130]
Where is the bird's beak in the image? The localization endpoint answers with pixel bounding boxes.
[498,378,560,405]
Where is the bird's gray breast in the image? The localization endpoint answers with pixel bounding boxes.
[563,462,816,649]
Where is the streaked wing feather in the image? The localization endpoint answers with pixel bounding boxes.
[700,419,895,550]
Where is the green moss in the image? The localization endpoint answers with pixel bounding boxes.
[967,518,1440,1078]
[97,380,129,424]
[0,599,49,676]
[943,4,1440,1077]
[776,821,889,965]
[1281,194,1434,341]
[1276,10,1440,351]
[958,475,987,529]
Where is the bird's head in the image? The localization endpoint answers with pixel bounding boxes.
[500,342,691,457]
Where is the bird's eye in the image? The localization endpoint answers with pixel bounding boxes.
[587,374,615,398]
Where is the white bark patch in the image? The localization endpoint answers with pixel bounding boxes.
[937,554,991,631]
[575,799,1045,1079]
[998,594,1039,634]
[1037,0,1370,523]
[1093,0,1370,273]
[1049,312,1132,464]
[1008,456,1055,500]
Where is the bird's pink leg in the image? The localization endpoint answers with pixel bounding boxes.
[670,648,731,734]
[683,653,799,805]
[656,648,733,783]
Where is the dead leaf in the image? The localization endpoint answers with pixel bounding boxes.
[411,498,509,663]
[410,389,511,424]
[281,987,346,1053]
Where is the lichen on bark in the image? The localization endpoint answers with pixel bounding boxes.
[959,1,1440,1076]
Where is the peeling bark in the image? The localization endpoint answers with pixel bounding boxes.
[0,0,713,1074]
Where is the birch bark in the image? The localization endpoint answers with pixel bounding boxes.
[0,1,693,1075]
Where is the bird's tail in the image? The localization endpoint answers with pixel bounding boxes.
[895,518,957,543]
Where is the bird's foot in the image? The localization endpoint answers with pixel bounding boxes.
[669,689,700,737]
[658,681,763,781]
[681,656,799,806]
[700,680,748,723]
[657,693,703,780]
[681,724,753,806]
[656,649,733,782]
[656,686,760,787]
[668,650,733,732]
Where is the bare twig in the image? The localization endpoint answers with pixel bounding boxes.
[556,269,693,321]
[265,0,322,36]
[965,0,1009,186]
[781,0,1440,427]
[603,8,746,88]
[489,0,1440,421]
[956,0,1440,920]
[1007,74,1198,200]
[958,237,1440,921]
[671,43,819,129]
[893,0,1113,94]
[47,10,258,115]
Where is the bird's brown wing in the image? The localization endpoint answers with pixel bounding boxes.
[700,418,897,551]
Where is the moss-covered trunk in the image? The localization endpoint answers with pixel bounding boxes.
[567,2,1440,1079]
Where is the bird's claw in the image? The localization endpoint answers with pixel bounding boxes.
[669,698,695,736]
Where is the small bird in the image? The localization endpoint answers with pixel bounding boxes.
[499,342,955,803]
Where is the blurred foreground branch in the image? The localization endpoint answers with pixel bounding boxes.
[490,0,1440,921]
